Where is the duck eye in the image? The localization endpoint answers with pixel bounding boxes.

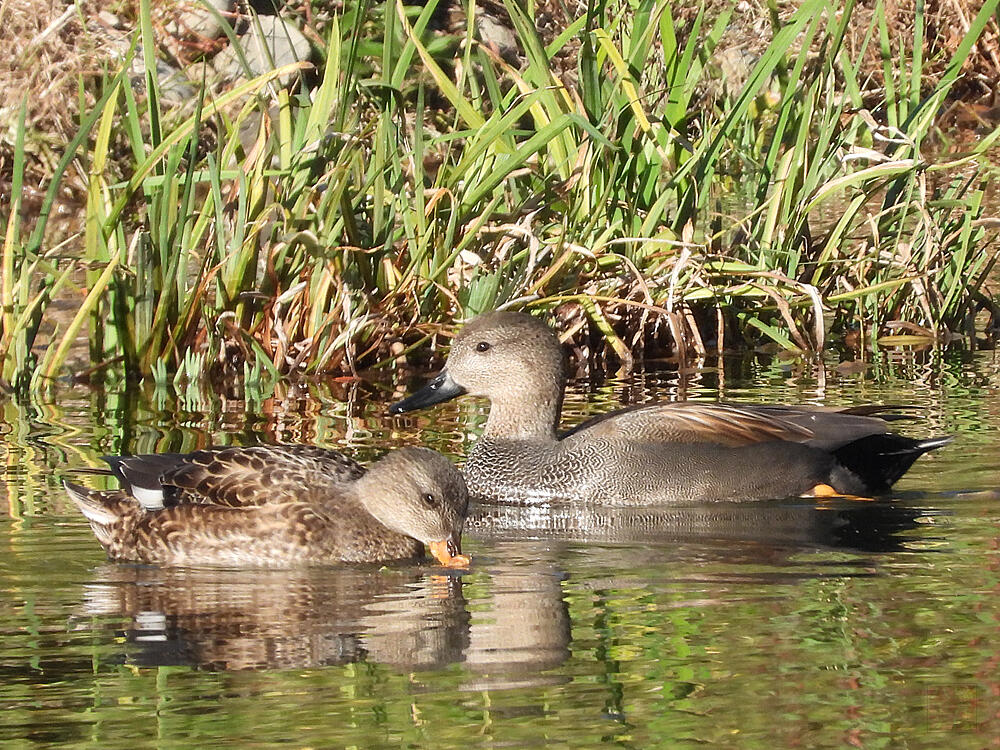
[475,341,491,352]
[422,493,438,508]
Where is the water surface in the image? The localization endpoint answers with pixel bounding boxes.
[3,351,1000,748]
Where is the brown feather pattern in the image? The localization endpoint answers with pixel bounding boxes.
[65,446,468,567]
[566,402,816,446]
[157,446,365,508]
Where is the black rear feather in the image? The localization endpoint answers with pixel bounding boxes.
[832,434,953,492]
[102,453,187,495]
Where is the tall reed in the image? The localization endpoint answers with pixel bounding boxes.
[3,0,998,392]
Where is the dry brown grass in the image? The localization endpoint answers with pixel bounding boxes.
[674,0,1000,102]
[851,0,1000,100]
[0,0,131,199]
[1,0,997,205]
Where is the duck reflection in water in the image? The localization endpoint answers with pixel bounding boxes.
[82,565,472,671]
[78,500,924,677]
[466,496,928,553]
[80,555,571,683]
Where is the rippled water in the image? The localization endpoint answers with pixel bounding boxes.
[3,351,1000,748]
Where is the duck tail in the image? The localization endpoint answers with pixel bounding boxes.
[63,481,137,549]
[832,434,954,492]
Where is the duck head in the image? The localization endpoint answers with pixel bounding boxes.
[390,312,567,440]
[357,447,470,567]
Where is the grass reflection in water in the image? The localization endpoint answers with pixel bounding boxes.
[2,353,1000,747]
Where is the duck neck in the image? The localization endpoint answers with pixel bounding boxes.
[482,387,562,442]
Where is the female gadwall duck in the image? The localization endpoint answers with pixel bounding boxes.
[65,445,470,567]
[390,311,950,505]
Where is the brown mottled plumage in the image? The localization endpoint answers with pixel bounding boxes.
[65,446,470,567]
[390,311,952,505]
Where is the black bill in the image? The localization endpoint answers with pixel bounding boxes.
[389,370,467,414]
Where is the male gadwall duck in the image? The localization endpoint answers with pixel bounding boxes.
[390,311,950,505]
[65,445,470,567]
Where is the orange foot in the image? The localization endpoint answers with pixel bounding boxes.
[806,483,875,501]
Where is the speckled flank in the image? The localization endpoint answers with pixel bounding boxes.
[65,446,468,567]
[393,312,951,505]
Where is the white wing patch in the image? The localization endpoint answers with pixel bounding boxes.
[132,485,165,511]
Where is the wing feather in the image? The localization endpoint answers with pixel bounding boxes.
[105,445,364,509]
[563,401,897,449]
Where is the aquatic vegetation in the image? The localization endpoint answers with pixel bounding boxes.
[2,0,999,391]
